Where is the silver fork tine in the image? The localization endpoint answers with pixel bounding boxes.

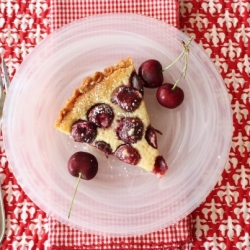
[0,59,6,244]
[0,68,5,119]
[1,59,10,91]
[0,71,3,98]
[0,188,5,244]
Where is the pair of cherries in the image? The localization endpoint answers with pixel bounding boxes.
[139,37,193,109]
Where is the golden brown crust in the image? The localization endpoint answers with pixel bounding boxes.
[55,57,133,129]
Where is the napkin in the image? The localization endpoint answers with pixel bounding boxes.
[49,216,192,250]
[50,0,179,32]
[49,0,193,249]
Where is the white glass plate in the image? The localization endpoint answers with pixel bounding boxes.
[2,14,232,236]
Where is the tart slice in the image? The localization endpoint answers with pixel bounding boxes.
[55,57,168,176]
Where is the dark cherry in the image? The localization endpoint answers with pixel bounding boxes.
[156,83,184,109]
[116,117,143,144]
[88,103,114,128]
[71,120,97,143]
[130,72,144,95]
[68,151,98,180]
[153,156,168,176]
[114,144,141,165]
[145,126,162,149]
[111,86,142,112]
[138,59,163,88]
[94,141,112,158]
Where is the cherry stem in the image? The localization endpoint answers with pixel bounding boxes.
[162,51,184,72]
[172,51,189,90]
[171,37,193,90]
[162,37,193,72]
[68,172,82,219]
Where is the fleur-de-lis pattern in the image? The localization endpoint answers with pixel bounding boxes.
[0,1,49,249]
[0,0,250,249]
[180,0,250,249]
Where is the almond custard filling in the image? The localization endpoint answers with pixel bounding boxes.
[55,57,168,176]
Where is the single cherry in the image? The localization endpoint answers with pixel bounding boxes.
[71,120,97,143]
[67,151,98,218]
[156,83,184,109]
[153,156,168,177]
[114,144,141,165]
[68,151,98,180]
[111,86,142,112]
[116,117,143,144]
[88,103,114,128]
[138,59,163,88]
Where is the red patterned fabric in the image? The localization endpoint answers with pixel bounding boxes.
[50,0,179,31]
[0,2,50,249]
[0,0,250,249]
[180,1,250,249]
[48,216,192,249]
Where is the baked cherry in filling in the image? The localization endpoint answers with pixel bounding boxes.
[111,86,142,112]
[71,120,97,143]
[153,156,168,176]
[130,72,144,95]
[116,117,143,144]
[88,103,114,128]
[114,144,141,165]
[94,141,112,157]
[145,126,161,149]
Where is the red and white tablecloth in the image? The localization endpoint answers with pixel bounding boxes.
[0,0,250,249]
